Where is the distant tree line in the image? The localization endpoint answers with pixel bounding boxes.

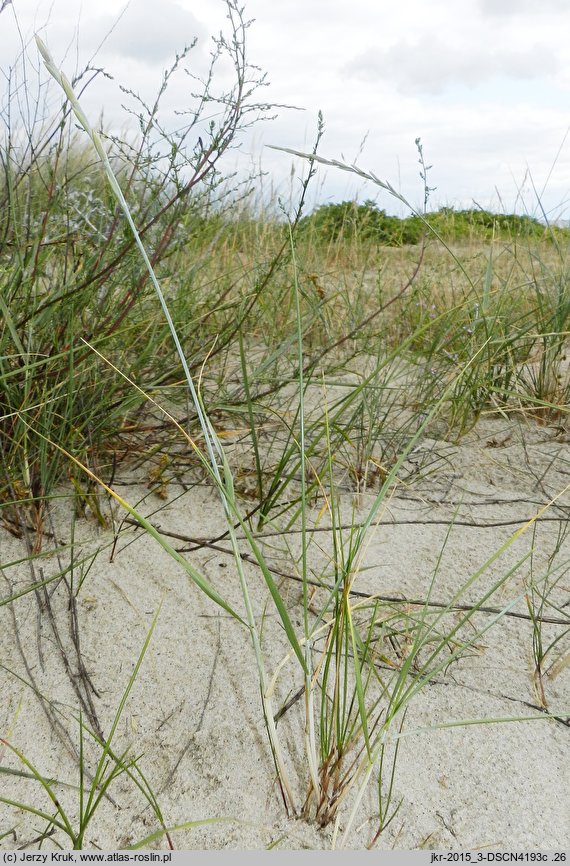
[299,200,560,245]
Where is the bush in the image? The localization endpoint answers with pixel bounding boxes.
[300,200,559,247]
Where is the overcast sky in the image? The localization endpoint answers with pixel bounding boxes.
[2,0,570,219]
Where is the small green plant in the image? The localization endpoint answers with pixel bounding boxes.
[0,609,172,849]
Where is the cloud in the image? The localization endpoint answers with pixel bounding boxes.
[3,0,570,220]
[478,0,567,14]
[92,0,206,64]
[0,0,208,80]
[344,35,558,95]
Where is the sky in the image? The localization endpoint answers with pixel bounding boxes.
[2,0,570,219]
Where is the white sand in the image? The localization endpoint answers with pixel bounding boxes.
[1,415,569,850]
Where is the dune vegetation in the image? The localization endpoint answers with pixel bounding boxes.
[1,1,568,851]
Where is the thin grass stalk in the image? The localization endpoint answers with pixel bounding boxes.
[238,322,263,505]
[288,222,322,808]
[35,37,297,811]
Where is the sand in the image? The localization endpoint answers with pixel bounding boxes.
[1,414,569,851]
